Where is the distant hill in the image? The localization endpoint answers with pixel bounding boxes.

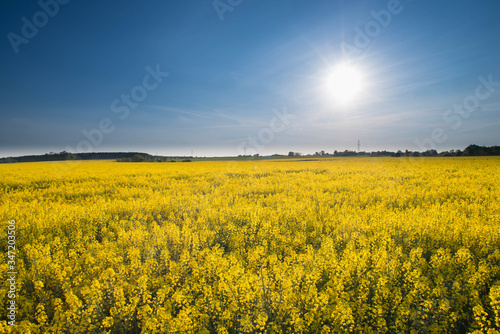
[0,151,153,163]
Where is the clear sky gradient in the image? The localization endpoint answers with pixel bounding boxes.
[1,0,499,157]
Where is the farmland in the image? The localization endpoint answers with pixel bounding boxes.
[1,157,500,333]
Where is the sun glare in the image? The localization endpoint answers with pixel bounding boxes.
[327,63,364,105]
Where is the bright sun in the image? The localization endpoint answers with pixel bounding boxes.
[327,63,364,105]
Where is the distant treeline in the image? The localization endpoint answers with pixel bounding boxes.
[298,144,500,158]
[461,144,500,156]
[116,154,192,163]
[1,145,499,163]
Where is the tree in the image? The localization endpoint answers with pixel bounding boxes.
[132,154,145,162]
[60,151,76,160]
[422,149,438,157]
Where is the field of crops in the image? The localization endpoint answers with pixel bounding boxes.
[1,157,500,333]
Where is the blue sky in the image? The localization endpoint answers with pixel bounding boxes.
[1,0,499,157]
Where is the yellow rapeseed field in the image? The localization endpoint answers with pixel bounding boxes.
[1,157,500,333]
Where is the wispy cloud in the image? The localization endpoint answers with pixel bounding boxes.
[145,104,271,127]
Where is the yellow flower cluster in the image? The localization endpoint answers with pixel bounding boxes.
[1,157,500,333]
